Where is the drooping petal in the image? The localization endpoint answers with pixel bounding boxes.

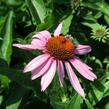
[33,30,51,41]
[54,23,62,36]
[57,60,64,87]
[41,60,56,91]
[73,57,97,79]
[74,57,92,70]
[31,60,47,79]
[13,44,37,50]
[31,57,53,80]
[70,57,97,81]
[13,37,46,50]
[24,54,50,73]
[65,62,85,97]
[75,45,91,55]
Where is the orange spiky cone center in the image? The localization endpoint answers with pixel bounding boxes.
[46,36,75,60]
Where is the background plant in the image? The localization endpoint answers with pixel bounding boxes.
[0,0,109,109]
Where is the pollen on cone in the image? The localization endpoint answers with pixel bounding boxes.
[46,36,75,60]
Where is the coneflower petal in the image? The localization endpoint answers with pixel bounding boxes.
[75,45,91,55]
[13,44,37,50]
[33,30,51,41]
[54,23,62,36]
[41,60,56,91]
[70,58,97,81]
[31,38,46,50]
[65,62,85,97]
[24,54,50,73]
[31,57,53,80]
[57,60,64,87]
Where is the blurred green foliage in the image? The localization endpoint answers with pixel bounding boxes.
[0,0,109,109]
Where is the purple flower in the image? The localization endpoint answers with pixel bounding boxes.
[13,23,97,97]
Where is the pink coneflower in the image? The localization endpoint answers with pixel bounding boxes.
[13,23,97,97]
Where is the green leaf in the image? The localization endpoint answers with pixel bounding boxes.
[81,1,109,17]
[6,100,21,109]
[6,0,23,7]
[105,102,109,109]
[25,0,46,23]
[6,84,27,109]
[0,96,3,105]
[99,2,109,17]
[85,99,94,109]
[88,81,109,105]
[65,94,82,109]
[0,75,10,88]
[48,73,68,109]
[0,10,13,65]
[0,59,39,91]
[104,15,109,25]
[36,15,54,31]
[61,15,73,35]
[0,17,6,33]
[82,22,100,29]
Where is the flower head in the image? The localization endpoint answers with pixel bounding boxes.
[91,25,109,43]
[13,23,97,97]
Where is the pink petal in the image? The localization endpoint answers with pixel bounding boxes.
[65,62,85,97]
[13,44,37,50]
[31,57,53,80]
[57,60,64,87]
[54,23,62,36]
[24,54,50,73]
[75,45,91,55]
[33,30,51,41]
[31,60,47,79]
[31,38,46,50]
[41,60,56,91]
[75,57,92,70]
[13,37,46,51]
[70,58,97,81]
[74,57,97,79]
